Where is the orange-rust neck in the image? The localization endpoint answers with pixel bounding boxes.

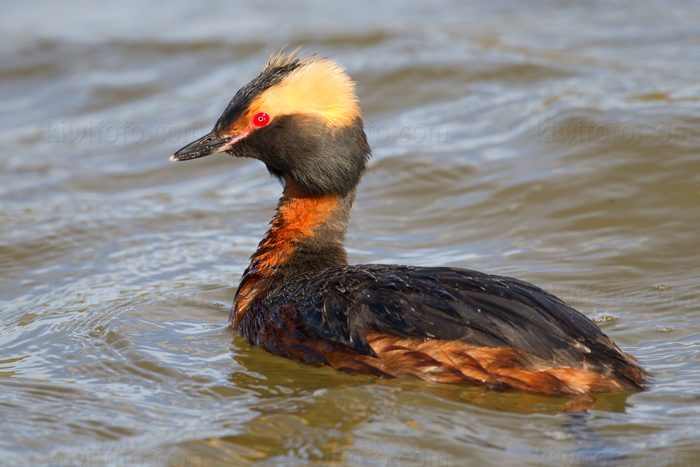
[231,179,353,328]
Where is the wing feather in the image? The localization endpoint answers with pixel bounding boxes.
[260,265,630,372]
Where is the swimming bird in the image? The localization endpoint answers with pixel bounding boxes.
[170,52,646,395]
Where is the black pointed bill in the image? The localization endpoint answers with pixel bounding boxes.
[169,131,247,162]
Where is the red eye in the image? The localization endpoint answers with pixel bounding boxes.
[253,112,270,127]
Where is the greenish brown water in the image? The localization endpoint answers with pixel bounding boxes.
[2,1,700,466]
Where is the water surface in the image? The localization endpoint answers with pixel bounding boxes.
[2,1,700,466]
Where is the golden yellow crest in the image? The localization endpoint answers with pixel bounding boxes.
[249,53,361,128]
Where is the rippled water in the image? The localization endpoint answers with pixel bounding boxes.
[2,1,700,466]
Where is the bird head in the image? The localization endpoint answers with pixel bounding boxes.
[171,52,371,195]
